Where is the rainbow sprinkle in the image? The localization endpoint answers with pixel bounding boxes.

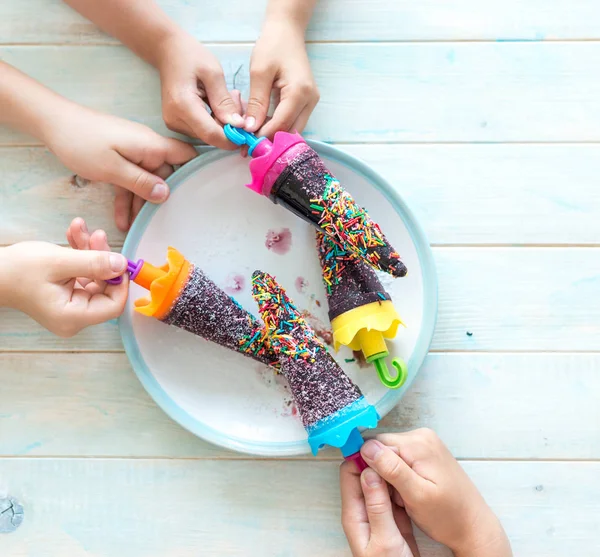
[238,319,277,366]
[316,232,355,295]
[232,296,279,367]
[310,175,403,276]
[251,271,325,362]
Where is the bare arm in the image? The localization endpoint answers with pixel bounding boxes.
[62,0,242,147]
[263,0,318,33]
[0,62,70,143]
[244,0,320,135]
[62,0,179,67]
[0,61,196,231]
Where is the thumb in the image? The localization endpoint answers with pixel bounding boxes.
[245,66,275,132]
[202,71,244,127]
[361,468,405,546]
[109,155,170,204]
[162,137,198,167]
[53,250,127,282]
[361,440,424,497]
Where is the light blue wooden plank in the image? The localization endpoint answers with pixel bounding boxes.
[0,458,597,556]
[4,144,600,246]
[0,352,598,459]
[433,247,600,351]
[3,43,600,144]
[0,148,124,245]
[2,247,599,352]
[3,0,600,43]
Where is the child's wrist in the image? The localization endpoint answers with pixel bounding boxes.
[262,17,307,39]
[153,29,195,71]
[452,513,512,557]
[34,94,77,149]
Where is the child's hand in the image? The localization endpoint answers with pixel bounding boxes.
[360,429,512,557]
[244,21,319,138]
[0,222,128,337]
[156,34,245,149]
[340,463,419,557]
[42,104,197,231]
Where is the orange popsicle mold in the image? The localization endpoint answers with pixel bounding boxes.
[133,247,192,320]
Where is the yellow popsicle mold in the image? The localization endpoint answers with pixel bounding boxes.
[331,301,403,355]
[133,247,192,320]
[331,300,408,389]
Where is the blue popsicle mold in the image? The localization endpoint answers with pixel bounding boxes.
[307,397,380,456]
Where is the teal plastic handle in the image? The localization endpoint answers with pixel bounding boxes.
[223,124,267,156]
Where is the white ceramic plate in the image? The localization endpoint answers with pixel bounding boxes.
[120,142,437,456]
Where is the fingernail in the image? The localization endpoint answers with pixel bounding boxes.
[363,468,381,487]
[110,253,126,272]
[244,116,256,131]
[231,113,244,127]
[361,440,384,461]
[150,183,169,202]
[80,220,88,234]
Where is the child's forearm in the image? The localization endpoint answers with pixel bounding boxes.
[63,0,181,68]
[0,62,70,143]
[454,514,513,557]
[263,0,318,33]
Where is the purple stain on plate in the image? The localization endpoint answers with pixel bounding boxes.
[265,228,292,255]
[295,276,309,293]
[224,273,245,294]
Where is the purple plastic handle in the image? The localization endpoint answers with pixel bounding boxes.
[106,258,144,285]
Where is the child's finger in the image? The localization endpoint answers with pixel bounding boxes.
[361,468,404,546]
[66,227,76,250]
[361,440,427,500]
[68,217,91,250]
[226,89,244,123]
[87,229,112,293]
[392,507,421,557]
[114,186,133,232]
[52,249,127,282]
[107,152,170,205]
[202,72,244,128]
[259,95,304,139]
[340,461,370,554]
[161,137,197,167]
[67,218,96,287]
[245,68,275,132]
[154,163,174,182]
[70,277,128,329]
[89,229,110,252]
[289,102,316,135]
[180,97,237,150]
[131,194,146,226]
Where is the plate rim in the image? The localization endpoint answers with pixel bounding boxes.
[119,141,438,456]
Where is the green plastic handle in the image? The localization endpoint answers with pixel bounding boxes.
[372,357,408,389]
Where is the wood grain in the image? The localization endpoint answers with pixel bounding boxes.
[0,458,597,556]
[0,352,598,460]
[2,247,599,352]
[4,43,600,145]
[2,0,600,44]
[3,144,600,246]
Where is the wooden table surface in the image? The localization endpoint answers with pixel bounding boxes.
[2,1,600,555]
